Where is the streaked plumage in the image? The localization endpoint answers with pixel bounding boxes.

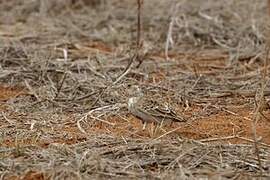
[127,86,186,124]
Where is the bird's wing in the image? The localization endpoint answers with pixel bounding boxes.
[138,98,186,122]
[131,104,161,123]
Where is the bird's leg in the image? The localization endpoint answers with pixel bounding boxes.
[151,122,158,137]
[158,121,166,133]
[142,121,147,130]
[160,120,164,127]
[153,124,158,135]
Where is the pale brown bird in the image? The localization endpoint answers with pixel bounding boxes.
[127,85,186,128]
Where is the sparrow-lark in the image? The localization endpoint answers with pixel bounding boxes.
[127,85,186,127]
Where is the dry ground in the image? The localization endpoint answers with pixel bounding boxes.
[1,0,270,179]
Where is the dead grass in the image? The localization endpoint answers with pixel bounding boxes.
[0,0,270,179]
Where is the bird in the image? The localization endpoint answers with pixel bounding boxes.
[127,85,186,128]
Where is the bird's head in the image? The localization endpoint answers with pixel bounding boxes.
[127,85,143,110]
[127,85,143,97]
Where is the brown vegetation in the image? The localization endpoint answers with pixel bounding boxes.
[0,0,270,179]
